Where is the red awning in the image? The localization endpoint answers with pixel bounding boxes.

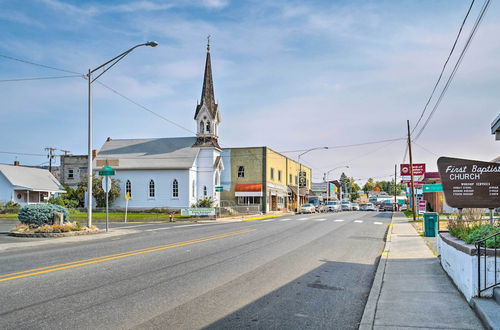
[235,184,262,192]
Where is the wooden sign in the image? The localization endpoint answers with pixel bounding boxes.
[437,157,500,208]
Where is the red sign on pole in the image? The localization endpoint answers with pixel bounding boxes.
[400,163,426,176]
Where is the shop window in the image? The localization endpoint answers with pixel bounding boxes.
[289,174,292,184]
[68,169,74,179]
[278,170,282,182]
[237,196,261,205]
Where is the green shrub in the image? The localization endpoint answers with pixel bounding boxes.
[48,196,79,209]
[0,201,21,214]
[18,204,69,226]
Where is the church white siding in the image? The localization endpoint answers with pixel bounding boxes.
[110,169,191,209]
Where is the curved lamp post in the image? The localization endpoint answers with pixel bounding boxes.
[87,41,158,227]
[296,147,328,213]
[323,165,349,201]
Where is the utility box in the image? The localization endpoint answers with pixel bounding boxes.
[424,212,439,237]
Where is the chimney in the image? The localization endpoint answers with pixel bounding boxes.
[13,160,20,166]
[92,149,98,159]
[106,137,112,142]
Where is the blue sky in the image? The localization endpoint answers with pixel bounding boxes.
[0,0,498,183]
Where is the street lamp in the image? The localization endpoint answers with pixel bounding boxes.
[323,165,349,202]
[296,147,328,213]
[87,41,158,227]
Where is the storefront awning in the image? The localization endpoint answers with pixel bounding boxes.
[235,184,263,197]
[288,186,309,197]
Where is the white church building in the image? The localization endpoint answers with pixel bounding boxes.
[94,42,223,209]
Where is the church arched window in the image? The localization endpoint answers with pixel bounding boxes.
[203,186,207,196]
[200,121,204,134]
[172,179,179,198]
[149,180,155,198]
[206,121,211,133]
[126,180,132,197]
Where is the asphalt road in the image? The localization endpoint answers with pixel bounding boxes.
[0,211,391,330]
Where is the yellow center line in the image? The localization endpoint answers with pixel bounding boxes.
[0,229,255,283]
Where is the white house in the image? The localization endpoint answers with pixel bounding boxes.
[0,163,65,206]
[94,42,223,210]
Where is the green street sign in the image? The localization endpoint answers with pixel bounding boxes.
[423,184,443,193]
[98,165,115,176]
[215,186,223,192]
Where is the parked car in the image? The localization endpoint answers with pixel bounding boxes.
[363,203,377,211]
[351,203,360,211]
[383,202,396,211]
[341,201,351,211]
[325,201,341,212]
[299,203,316,214]
[317,204,329,213]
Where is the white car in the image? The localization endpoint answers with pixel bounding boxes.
[325,201,341,212]
[341,201,351,211]
[299,203,316,214]
[361,203,377,211]
[351,203,360,211]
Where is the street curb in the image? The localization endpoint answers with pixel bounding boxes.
[358,213,394,330]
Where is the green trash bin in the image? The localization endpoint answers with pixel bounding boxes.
[424,212,439,237]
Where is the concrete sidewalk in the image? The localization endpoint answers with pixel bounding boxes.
[360,214,484,330]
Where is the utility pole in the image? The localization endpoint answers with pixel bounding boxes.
[60,149,71,155]
[407,120,417,221]
[45,147,57,173]
[394,164,397,212]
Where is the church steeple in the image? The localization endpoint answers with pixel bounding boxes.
[193,36,221,149]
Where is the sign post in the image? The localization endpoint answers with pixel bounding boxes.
[437,157,500,225]
[124,192,130,223]
[99,166,115,232]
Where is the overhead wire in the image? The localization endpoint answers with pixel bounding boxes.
[414,0,491,141]
[0,75,83,82]
[411,0,476,135]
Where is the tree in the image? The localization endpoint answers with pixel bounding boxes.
[76,175,121,208]
[363,178,375,193]
[192,197,214,208]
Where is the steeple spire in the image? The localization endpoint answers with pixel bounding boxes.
[194,36,218,120]
[193,37,221,149]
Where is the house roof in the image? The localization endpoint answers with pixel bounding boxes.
[0,164,65,192]
[95,137,200,170]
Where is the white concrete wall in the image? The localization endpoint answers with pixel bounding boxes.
[439,235,499,301]
[109,169,191,209]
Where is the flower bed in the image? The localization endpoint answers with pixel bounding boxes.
[10,222,102,238]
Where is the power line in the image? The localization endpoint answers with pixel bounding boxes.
[413,141,439,156]
[0,75,83,82]
[0,151,46,156]
[280,137,406,154]
[414,0,491,141]
[0,54,82,75]
[95,81,196,135]
[411,0,476,135]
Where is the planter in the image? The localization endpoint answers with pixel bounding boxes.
[10,229,104,238]
[438,232,499,302]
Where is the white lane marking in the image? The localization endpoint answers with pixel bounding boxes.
[262,219,274,222]
[120,224,159,229]
[280,218,292,221]
[354,220,363,223]
[145,227,171,232]
[297,217,309,221]
[145,224,208,232]
[316,218,327,221]
[334,219,344,222]
[374,222,383,225]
